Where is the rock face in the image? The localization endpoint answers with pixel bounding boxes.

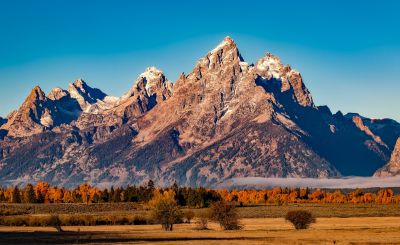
[0,36,398,187]
[374,138,400,176]
[110,67,173,120]
[362,118,400,150]
[2,86,54,136]
[351,115,386,146]
[67,79,119,114]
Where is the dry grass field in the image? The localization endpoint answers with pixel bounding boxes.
[3,203,400,218]
[1,204,400,244]
[0,217,400,244]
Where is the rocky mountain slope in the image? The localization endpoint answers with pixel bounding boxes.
[374,138,400,176]
[0,37,398,187]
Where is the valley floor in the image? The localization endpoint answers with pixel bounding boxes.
[1,217,400,244]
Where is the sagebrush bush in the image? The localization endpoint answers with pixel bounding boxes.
[0,213,154,227]
[195,212,210,230]
[0,216,28,226]
[0,208,29,216]
[132,215,148,225]
[183,210,195,224]
[209,201,242,230]
[61,215,88,226]
[48,215,63,232]
[285,210,316,229]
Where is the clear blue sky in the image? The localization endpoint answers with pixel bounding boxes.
[0,0,399,120]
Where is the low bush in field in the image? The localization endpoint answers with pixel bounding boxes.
[61,215,94,226]
[183,210,195,224]
[0,208,30,216]
[0,216,28,226]
[0,203,143,215]
[132,215,149,225]
[0,214,153,226]
[0,214,62,228]
[285,210,316,229]
[195,211,210,230]
[209,201,242,230]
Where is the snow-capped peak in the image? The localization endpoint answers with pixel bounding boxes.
[136,66,169,96]
[66,79,109,113]
[140,67,164,81]
[48,87,68,100]
[210,36,235,54]
[256,53,284,79]
[72,79,86,88]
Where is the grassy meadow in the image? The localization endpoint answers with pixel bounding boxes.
[0,217,400,244]
[0,203,400,244]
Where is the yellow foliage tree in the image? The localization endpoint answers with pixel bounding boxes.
[149,189,182,231]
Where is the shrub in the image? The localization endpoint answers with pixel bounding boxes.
[61,214,95,226]
[48,215,63,232]
[27,216,47,226]
[25,215,63,231]
[149,190,183,231]
[285,210,316,229]
[183,210,195,224]
[209,201,242,230]
[132,215,148,225]
[196,212,210,230]
[0,216,28,226]
[115,216,130,225]
[0,208,29,216]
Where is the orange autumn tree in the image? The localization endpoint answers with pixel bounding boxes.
[35,182,50,203]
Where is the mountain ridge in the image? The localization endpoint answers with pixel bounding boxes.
[0,36,398,187]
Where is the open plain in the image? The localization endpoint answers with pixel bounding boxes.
[1,204,400,244]
[0,217,400,244]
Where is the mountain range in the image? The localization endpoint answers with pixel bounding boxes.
[0,36,399,187]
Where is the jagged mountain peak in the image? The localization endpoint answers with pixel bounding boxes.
[139,66,164,81]
[68,79,95,92]
[48,87,68,101]
[111,67,173,119]
[71,78,86,88]
[2,85,53,136]
[255,53,314,107]
[27,85,46,102]
[135,66,172,96]
[123,66,172,98]
[210,36,237,53]
[255,53,288,80]
[208,36,243,61]
[67,79,108,112]
[187,37,244,83]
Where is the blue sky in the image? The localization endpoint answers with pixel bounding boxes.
[0,0,399,120]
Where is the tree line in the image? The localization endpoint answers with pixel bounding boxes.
[0,181,399,205]
[0,181,220,207]
[218,187,399,205]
